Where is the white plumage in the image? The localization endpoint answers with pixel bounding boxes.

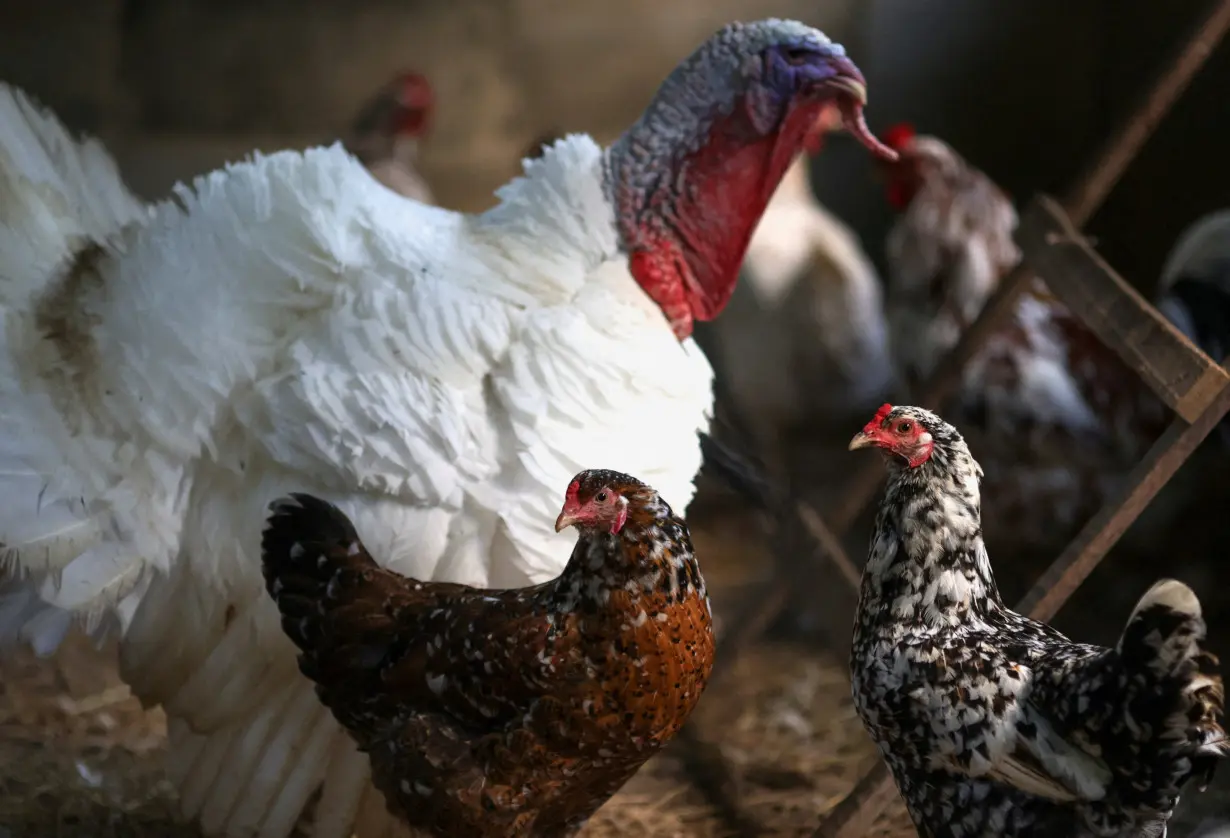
[0,83,713,837]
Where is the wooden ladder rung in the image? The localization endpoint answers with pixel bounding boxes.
[1016,194,1230,422]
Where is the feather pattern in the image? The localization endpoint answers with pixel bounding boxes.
[850,405,1228,838]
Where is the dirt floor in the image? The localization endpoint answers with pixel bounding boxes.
[0,482,1225,837]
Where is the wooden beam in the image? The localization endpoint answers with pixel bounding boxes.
[811,762,897,838]
[1016,196,1230,421]
[1018,367,1230,620]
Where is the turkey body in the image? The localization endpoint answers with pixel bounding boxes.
[0,111,710,838]
[0,18,895,836]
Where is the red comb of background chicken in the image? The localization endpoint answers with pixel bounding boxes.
[388,72,434,137]
[883,123,916,152]
[864,403,895,434]
[395,72,433,108]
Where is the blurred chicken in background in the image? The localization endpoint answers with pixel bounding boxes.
[521,130,566,163]
[345,71,436,204]
[1158,209,1230,447]
[693,108,894,491]
[877,124,1230,599]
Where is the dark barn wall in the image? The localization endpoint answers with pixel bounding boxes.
[0,0,860,212]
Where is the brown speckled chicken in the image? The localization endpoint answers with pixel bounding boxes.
[260,469,714,837]
[346,71,436,203]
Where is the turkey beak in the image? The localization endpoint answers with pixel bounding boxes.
[848,430,876,451]
[554,511,579,533]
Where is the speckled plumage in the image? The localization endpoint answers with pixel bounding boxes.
[850,405,1227,838]
[260,470,713,837]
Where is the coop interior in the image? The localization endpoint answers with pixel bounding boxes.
[1,1,1229,836]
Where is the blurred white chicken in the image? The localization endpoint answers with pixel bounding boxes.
[1158,209,1230,367]
[0,20,895,838]
[694,109,893,465]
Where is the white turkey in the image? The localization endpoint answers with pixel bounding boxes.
[0,19,894,838]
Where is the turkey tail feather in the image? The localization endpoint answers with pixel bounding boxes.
[0,82,147,307]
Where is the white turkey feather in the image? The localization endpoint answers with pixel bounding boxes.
[0,82,713,838]
[0,84,149,304]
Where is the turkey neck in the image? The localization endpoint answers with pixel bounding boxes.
[858,436,1003,630]
[544,493,708,618]
[604,29,844,338]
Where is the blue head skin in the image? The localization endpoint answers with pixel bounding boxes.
[606,20,895,340]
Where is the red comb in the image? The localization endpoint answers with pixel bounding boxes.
[563,477,582,509]
[863,403,895,434]
[394,72,434,108]
[883,123,916,151]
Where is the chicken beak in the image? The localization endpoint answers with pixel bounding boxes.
[554,511,578,533]
[848,431,876,451]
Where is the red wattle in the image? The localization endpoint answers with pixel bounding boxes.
[884,122,916,151]
[631,99,829,337]
[629,248,694,339]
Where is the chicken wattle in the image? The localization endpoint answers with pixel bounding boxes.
[261,469,712,837]
[0,19,894,838]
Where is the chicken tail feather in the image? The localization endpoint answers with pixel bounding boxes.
[1116,579,1228,792]
[260,493,414,743]
[261,493,381,645]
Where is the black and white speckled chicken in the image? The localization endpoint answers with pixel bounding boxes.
[848,403,1228,838]
[260,469,714,837]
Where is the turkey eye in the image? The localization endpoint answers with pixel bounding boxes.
[784,48,812,65]
[595,491,609,503]
[897,421,913,433]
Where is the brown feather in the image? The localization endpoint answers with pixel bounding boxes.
[260,472,714,837]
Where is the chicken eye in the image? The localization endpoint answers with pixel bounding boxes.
[896,420,913,433]
[594,491,609,503]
